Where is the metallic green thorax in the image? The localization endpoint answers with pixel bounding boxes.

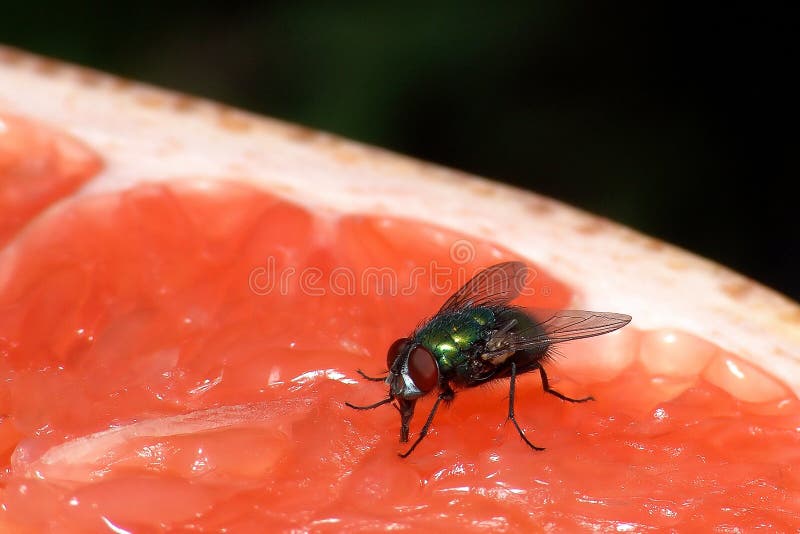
[414,307,496,375]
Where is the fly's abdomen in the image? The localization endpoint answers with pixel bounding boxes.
[415,307,495,375]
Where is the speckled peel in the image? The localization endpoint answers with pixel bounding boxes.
[1,45,798,394]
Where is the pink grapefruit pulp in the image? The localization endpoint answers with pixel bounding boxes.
[1,48,800,531]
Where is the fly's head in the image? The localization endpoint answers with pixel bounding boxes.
[385,337,439,400]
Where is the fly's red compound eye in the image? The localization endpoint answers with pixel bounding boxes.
[387,337,410,369]
[408,346,438,393]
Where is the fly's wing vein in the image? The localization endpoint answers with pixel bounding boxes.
[437,261,529,314]
[484,310,632,354]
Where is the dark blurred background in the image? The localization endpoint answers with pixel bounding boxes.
[2,3,795,300]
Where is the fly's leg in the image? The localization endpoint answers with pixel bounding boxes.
[508,361,545,451]
[399,386,454,458]
[345,397,394,410]
[538,365,594,403]
[356,369,387,382]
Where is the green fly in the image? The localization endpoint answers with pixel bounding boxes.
[346,261,632,457]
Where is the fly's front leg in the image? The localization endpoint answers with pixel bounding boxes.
[356,369,387,382]
[398,385,454,458]
[345,396,394,410]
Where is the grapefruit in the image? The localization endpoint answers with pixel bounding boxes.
[1,46,799,532]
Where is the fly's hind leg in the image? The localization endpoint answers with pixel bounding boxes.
[537,365,594,403]
[507,362,545,451]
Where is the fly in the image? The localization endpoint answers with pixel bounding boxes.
[346,261,632,457]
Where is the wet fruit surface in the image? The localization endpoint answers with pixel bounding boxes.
[1,114,799,532]
[0,113,101,248]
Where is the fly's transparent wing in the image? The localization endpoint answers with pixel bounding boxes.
[529,310,632,343]
[486,309,632,355]
[438,261,529,314]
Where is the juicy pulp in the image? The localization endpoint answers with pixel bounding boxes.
[0,114,798,532]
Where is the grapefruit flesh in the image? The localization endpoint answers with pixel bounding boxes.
[1,117,799,532]
[0,113,101,248]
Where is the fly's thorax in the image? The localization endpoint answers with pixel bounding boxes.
[414,308,496,375]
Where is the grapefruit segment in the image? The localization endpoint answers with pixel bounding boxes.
[702,351,790,403]
[17,399,312,484]
[640,329,718,377]
[1,48,800,531]
[0,181,796,530]
[0,112,101,247]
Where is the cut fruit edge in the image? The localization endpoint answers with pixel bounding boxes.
[0,45,798,393]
